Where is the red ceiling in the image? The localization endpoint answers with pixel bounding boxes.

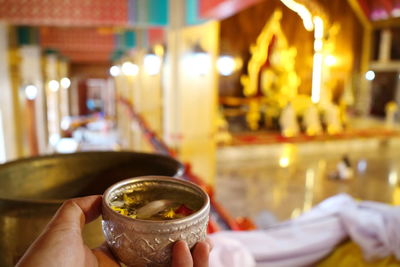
[40,27,114,63]
[358,0,400,20]
[0,0,127,26]
[6,0,399,64]
[39,27,166,63]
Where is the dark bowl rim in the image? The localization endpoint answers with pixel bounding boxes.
[102,175,210,224]
[0,151,185,204]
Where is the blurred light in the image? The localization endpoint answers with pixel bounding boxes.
[314,39,323,51]
[154,44,164,56]
[324,55,337,66]
[25,84,38,100]
[60,77,71,88]
[48,80,60,92]
[217,55,236,76]
[305,168,315,189]
[109,65,121,77]
[313,16,324,39]
[311,53,323,103]
[280,0,313,31]
[61,117,72,131]
[87,99,96,110]
[279,144,295,168]
[393,8,400,17]
[303,168,315,212]
[389,170,398,186]
[121,62,139,76]
[311,16,324,104]
[279,157,290,168]
[357,160,367,173]
[144,54,162,76]
[192,52,211,76]
[49,133,60,147]
[56,138,79,153]
[365,70,375,81]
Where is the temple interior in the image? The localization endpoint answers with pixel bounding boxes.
[1,0,400,266]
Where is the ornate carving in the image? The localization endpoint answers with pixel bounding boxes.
[103,215,209,267]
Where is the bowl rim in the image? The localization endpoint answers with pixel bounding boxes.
[102,175,210,224]
[0,151,185,204]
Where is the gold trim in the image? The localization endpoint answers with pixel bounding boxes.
[347,0,372,29]
[241,10,283,97]
[372,17,400,29]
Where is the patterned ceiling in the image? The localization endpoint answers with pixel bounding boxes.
[2,0,399,63]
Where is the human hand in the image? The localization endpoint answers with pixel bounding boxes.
[16,195,211,267]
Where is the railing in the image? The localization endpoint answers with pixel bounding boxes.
[118,97,244,232]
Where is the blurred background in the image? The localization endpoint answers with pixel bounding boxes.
[0,0,400,232]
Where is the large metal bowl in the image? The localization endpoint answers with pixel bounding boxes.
[0,151,184,267]
[102,176,210,267]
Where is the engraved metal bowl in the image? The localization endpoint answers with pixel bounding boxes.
[102,176,210,267]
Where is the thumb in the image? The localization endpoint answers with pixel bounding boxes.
[47,195,102,232]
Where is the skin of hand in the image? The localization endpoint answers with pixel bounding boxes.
[16,195,210,267]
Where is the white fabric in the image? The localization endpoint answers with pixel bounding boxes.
[209,194,400,267]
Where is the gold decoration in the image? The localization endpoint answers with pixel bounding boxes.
[386,101,398,113]
[241,9,301,131]
[241,9,284,97]
[246,100,261,131]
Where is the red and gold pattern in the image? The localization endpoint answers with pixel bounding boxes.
[40,27,114,62]
[0,0,128,26]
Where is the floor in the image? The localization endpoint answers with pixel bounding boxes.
[73,116,400,228]
[215,137,400,227]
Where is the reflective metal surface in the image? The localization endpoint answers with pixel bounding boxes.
[0,151,184,266]
[102,176,210,267]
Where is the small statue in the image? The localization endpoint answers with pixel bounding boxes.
[279,102,299,137]
[215,109,232,145]
[323,102,343,135]
[246,101,261,130]
[303,104,322,136]
[385,101,398,129]
[329,155,354,180]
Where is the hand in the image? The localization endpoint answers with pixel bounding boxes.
[16,195,210,267]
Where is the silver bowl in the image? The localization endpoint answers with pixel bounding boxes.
[102,176,210,267]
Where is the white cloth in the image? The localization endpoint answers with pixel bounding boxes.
[209,194,400,267]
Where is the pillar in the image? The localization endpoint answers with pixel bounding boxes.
[20,45,48,154]
[44,53,61,149]
[0,23,18,162]
[131,29,164,153]
[59,59,70,121]
[164,0,219,185]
